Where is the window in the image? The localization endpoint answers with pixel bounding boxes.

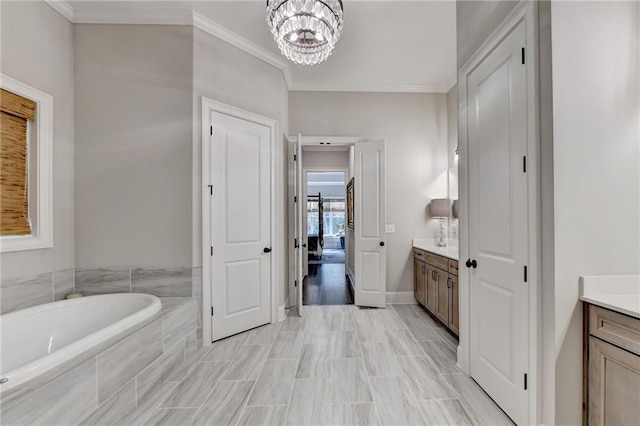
[0,75,52,252]
[307,197,345,236]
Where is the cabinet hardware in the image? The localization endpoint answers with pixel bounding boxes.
[524,373,528,390]
[524,265,528,283]
[211,307,214,316]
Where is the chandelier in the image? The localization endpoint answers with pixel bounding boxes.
[266,0,344,65]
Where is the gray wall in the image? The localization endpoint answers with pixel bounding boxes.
[457,1,519,68]
[193,28,289,306]
[74,24,194,268]
[0,1,75,279]
[302,151,349,169]
[290,92,448,295]
[551,2,640,424]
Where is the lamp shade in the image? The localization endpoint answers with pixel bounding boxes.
[452,199,459,218]
[430,198,450,218]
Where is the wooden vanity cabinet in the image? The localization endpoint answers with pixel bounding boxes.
[413,258,426,306]
[413,248,458,337]
[585,304,640,425]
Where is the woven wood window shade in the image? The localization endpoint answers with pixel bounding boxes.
[0,88,36,235]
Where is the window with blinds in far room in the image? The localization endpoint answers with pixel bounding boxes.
[0,88,36,236]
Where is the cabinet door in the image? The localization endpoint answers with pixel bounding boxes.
[588,336,640,425]
[434,269,449,325]
[414,259,426,305]
[426,266,437,313]
[448,275,459,336]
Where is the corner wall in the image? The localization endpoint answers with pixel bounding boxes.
[551,2,640,424]
[0,1,74,279]
[289,91,449,296]
[192,28,289,308]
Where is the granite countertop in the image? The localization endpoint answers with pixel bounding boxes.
[412,238,459,261]
[580,275,640,319]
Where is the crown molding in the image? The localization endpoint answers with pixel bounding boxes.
[40,1,451,94]
[289,82,450,94]
[43,0,73,22]
[444,73,457,92]
[192,12,292,88]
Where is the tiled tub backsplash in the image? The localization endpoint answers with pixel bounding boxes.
[0,298,198,425]
[0,267,203,315]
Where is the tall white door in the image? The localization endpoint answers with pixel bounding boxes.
[467,20,529,424]
[354,140,386,308]
[294,136,305,315]
[209,110,271,341]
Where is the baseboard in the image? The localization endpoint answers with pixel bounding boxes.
[277,304,286,322]
[385,291,417,304]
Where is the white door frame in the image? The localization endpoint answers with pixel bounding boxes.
[458,1,541,424]
[286,135,363,310]
[202,97,279,346]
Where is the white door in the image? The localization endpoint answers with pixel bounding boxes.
[209,110,271,341]
[467,20,529,424]
[295,136,305,315]
[354,140,386,308]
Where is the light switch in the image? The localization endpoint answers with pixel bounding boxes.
[385,224,395,233]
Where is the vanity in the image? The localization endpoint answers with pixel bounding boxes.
[580,275,640,425]
[412,239,459,337]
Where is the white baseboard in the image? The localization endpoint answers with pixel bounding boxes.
[277,304,286,322]
[386,291,417,304]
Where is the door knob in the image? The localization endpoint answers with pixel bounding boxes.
[465,259,477,268]
[379,241,385,246]
[263,247,272,253]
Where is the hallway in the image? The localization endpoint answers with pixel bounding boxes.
[303,263,352,306]
[101,304,513,425]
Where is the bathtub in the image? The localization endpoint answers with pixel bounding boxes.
[0,293,161,392]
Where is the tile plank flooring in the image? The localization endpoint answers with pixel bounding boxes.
[135,304,513,425]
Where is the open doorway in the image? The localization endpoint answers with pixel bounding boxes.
[304,171,352,305]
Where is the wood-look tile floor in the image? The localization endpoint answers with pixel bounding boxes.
[138,304,514,426]
[303,263,353,306]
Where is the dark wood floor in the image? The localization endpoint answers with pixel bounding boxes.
[303,263,353,305]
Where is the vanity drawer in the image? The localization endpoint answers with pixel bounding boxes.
[426,252,449,271]
[589,305,640,356]
[448,259,458,276]
[414,248,427,260]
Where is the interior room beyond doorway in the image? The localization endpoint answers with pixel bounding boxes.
[304,171,352,305]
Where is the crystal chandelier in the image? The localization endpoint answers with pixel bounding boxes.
[266,0,344,65]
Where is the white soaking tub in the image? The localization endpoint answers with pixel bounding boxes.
[0,293,161,392]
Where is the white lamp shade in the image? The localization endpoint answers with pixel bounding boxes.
[430,198,450,218]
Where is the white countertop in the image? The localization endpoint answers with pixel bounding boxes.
[580,275,640,319]
[412,239,459,261]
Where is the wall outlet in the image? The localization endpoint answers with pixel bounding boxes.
[385,224,395,233]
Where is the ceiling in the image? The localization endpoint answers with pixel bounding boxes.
[65,0,457,93]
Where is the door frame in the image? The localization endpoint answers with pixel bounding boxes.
[302,166,350,297]
[286,135,363,309]
[458,1,541,424]
[201,97,279,346]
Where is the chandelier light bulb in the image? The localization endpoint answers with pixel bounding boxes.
[266,0,344,65]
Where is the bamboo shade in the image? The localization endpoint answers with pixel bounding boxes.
[0,89,35,235]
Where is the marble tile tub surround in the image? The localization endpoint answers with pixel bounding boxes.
[76,266,199,298]
[0,266,203,315]
[0,298,198,425]
[580,274,640,319]
[50,304,512,426]
[0,269,74,315]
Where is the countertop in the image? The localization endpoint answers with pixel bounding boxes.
[580,275,640,319]
[412,239,459,261]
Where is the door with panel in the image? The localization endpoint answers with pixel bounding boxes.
[426,266,437,314]
[434,268,449,325]
[466,18,529,424]
[448,275,459,336]
[354,140,386,308]
[414,258,426,305]
[209,110,272,341]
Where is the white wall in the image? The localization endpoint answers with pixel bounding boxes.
[193,28,289,306]
[447,85,459,240]
[551,2,640,424]
[74,24,194,268]
[0,1,74,279]
[302,151,349,169]
[290,92,448,295]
